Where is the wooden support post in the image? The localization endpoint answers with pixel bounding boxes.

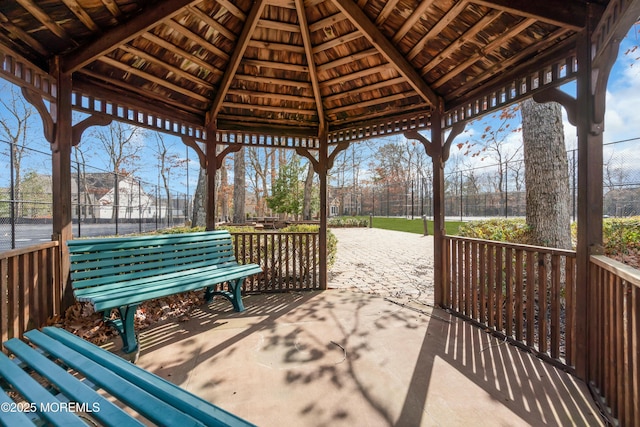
[205,123,217,231]
[574,21,619,379]
[50,57,74,309]
[318,133,329,290]
[430,109,446,307]
[405,109,463,308]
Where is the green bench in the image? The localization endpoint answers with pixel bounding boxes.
[0,327,255,426]
[68,230,262,354]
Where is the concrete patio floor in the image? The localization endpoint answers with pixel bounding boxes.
[103,229,604,426]
[105,290,603,426]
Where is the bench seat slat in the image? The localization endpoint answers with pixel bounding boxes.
[3,338,143,427]
[39,327,254,427]
[0,352,87,427]
[0,388,37,427]
[73,263,255,302]
[90,265,263,311]
[23,330,209,427]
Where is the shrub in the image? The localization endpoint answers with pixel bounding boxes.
[328,216,369,227]
[457,218,533,244]
[601,216,640,255]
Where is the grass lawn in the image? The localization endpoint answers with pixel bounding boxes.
[371,217,464,235]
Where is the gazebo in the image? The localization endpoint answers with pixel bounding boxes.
[0,0,639,424]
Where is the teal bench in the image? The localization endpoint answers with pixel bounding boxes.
[0,327,255,426]
[67,230,262,354]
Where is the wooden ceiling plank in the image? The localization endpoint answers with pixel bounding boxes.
[332,0,440,106]
[62,0,199,73]
[61,0,99,32]
[375,0,400,25]
[75,69,204,115]
[309,12,346,33]
[243,58,309,72]
[227,89,315,102]
[446,27,572,100]
[258,19,301,33]
[224,101,317,114]
[323,76,406,102]
[140,32,224,76]
[420,9,502,76]
[187,5,237,41]
[118,44,214,90]
[407,1,468,60]
[16,0,73,42]
[0,12,48,56]
[320,63,393,88]
[432,17,536,89]
[295,0,326,130]
[392,0,437,43]
[209,0,267,120]
[470,0,589,30]
[97,56,211,103]
[315,47,378,72]
[327,91,414,114]
[163,19,230,61]
[235,73,313,89]
[312,30,362,53]
[247,40,306,53]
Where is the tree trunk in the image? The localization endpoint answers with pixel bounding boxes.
[219,161,229,222]
[191,168,207,227]
[521,98,572,249]
[303,162,314,220]
[233,147,246,223]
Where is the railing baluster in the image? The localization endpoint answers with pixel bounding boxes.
[515,249,524,341]
[505,248,513,337]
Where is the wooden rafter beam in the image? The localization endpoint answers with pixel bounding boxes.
[162,19,230,61]
[407,1,468,60]
[320,64,394,88]
[323,76,406,103]
[327,91,417,114]
[209,0,267,122]
[62,0,199,73]
[295,0,325,130]
[392,0,437,43]
[470,0,596,30]
[16,0,73,43]
[62,0,99,32]
[331,0,440,107]
[0,12,48,56]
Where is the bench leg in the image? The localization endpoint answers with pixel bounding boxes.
[104,305,139,354]
[205,279,246,312]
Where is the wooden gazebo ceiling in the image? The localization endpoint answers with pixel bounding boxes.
[0,0,610,143]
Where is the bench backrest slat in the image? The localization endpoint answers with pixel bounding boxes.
[68,231,240,291]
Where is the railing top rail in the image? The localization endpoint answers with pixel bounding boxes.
[445,235,576,257]
[590,254,640,288]
[230,231,319,235]
[0,241,60,259]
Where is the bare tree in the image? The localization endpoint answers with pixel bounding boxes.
[153,133,187,225]
[90,121,146,219]
[0,85,38,217]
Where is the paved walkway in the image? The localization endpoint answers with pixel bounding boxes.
[328,228,435,303]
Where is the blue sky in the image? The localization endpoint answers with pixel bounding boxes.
[1,23,638,194]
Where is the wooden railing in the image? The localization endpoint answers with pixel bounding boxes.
[0,241,61,350]
[232,232,320,292]
[588,255,639,426]
[444,236,577,369]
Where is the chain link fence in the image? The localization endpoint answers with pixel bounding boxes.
[329,139,640,221]
[0,139,191,250]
